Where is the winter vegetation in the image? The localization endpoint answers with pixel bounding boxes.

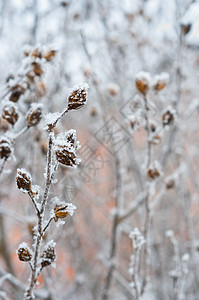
[0,0,199,299]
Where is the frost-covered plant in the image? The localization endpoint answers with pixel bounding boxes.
[15,82,89,300]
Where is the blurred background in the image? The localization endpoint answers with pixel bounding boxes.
[0,0,199,299]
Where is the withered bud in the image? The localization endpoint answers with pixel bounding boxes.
[26,103,43,127]
[31,48,42,59]
[166,178,175,190]
[41,240,56,268]
[90,107,98,117]
[54,202,77,222]
[32,62,43,77]
[162,107,176,127]
[153,73,169,91]
[43,50,56,61]
[2,103,19,126]
[55,129,81,168]
[9,84,25,102]
[135,71,151,95]
[68,82,89,110]
[16,168,32,193]
[0,136,12,159]
[181,23,192,35]
[36,81,46,97]
[17,243,32,262]
[107,83,120,97]
[147,161,162,180]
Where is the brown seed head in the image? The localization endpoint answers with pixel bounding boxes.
[9,84,25,102]
[55,130,81,168]
[135,72,151,95]
[41,241,56,268]
[162,108,175,127]
[16,168,32,193]
[32,62,43,77]
[0,137,12,159]
[17,244,32,262]
[68,82,89,110]
[43,50,56,61]
[2,103,19,126]
[26,103,43,127]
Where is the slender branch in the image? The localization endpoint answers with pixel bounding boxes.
[42,217,53,236]
[28,192,39,216]
[0,158,7,177]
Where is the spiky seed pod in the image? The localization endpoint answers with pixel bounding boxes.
[9,84,25,102]
[135,72,151,95]
[32,62,43,76]
[26,103,43,127]
[16,168,32,193]
[54,202,77,221]
[41,241,56,268]
[17,244,32,262]
[43,50,56,61]
[55,129,81,168]
[68,82,89,110]
[2,103,19,126]
[162,108,175,127]
[0,137,12,159]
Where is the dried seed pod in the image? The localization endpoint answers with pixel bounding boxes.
[135,71,151,95]
[17,243,32,262]
[32,62,43,76]
[36,81,46,97]
[55,129,81,168]
[165,178,175,190]
[153,73,169,91]
[0,136,12,159]
[16,168,32,193]
[9,84,25,102]
[41,240,56,268]
[162,106,176,127]
[147,161,162,180]
[43,50,56,61]
[68,82,89,110]
[181,23,192,35]
[107,83,120,96]
[2,103,19,126]
[26,103,43,127]
[31,48,42,59]
[54,202,77,221]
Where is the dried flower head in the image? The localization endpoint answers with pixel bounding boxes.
[68,82,89,110]
[16,168,32,193]
[162,106,176,127]
[54,202,77,222]
[43,50,57,61]
[26,103,43,127]
[107,83,120,96]
[165,178,175,190]
[32,62,43,77]
[17,243,32,262]
[2,103,19,126]
[54,129,81,168]
[181,23,192,35]
[9,84,25,102]
[153,73,169,91]
[135,71,151,95]
[0,136,12,159]
[147,161,162,180]
[41,240,56,268]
